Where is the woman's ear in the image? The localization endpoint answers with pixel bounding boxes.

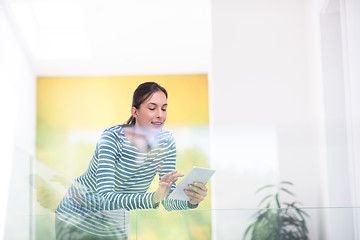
[131,106,138,118]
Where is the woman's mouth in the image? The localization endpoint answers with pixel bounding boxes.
[151,122,163,127]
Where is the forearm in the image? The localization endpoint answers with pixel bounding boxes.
[161,195,198,211]
[98,191,158,211]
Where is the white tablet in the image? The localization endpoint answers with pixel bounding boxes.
[168,166,215,201]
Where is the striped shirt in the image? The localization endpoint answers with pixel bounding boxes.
[55,125,193,237]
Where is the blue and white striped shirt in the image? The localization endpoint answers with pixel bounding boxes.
[55,125,193,237]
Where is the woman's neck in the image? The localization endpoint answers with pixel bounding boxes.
[123,126,156,152]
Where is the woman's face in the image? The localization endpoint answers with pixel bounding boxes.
[132,91,168,133]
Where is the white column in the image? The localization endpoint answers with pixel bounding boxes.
[0,3,36,239]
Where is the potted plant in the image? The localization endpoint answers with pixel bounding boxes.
[243,181,309,240]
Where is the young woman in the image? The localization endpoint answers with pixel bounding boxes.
[55,82,208,240]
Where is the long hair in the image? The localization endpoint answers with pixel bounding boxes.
[126,82,168,125]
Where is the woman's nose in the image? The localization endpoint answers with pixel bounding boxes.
[156,109,162,118]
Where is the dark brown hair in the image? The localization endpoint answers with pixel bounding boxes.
[126,82,168,125]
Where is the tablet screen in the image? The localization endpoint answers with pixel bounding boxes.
[168,166,215,201]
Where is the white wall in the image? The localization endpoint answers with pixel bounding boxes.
[340,0,360,238]
[319,2,355,238]
[0,3,36,239]
[210,0,324,239]
[318,0,360,238]
[211,0,360,239]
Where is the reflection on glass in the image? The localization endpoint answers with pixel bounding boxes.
[54,125,198,239]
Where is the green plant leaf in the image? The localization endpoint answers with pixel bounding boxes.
[265,201,272,209]
[291,220,308,240]
[275,193,281,208]
[295,207,310,219]
[255,184,276,194]
[279,181,293,186]
[280,187,296,197]
[258,194,273,207]
[284,201,298,207]
[243,223,255,240]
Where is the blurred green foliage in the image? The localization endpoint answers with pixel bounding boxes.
[243,181,309,240]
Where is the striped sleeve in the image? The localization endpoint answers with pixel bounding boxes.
[159,133,195,211]
[96,131,156,211]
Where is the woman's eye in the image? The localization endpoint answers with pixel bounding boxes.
[162,108,167,111]
[149,108,155,111]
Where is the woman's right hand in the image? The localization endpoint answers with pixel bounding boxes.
[153,170,184,204]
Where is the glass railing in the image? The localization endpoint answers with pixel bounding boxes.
[3,147,360,239]
[4,207,360,239]
[132,207,360,240]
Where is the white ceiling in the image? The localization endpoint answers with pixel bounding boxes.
[3,0,211,76]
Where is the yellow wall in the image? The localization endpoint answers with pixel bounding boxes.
[37,74,208,129]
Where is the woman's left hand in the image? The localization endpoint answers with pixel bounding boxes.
[184,182,208,205]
